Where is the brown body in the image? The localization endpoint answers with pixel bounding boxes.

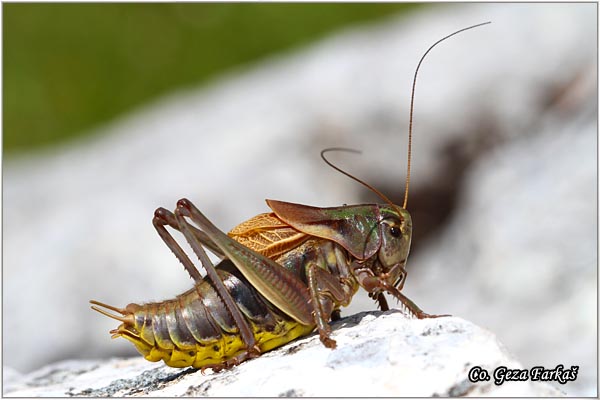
[91,22,489,370]
[92,203,417,370]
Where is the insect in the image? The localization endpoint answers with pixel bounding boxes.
[91,22,490,371]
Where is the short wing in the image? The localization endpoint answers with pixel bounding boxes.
[187,207,314,326]
[266,199,381,260]
[228,212,309,258]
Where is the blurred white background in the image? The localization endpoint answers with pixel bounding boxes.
[3,3,597,396]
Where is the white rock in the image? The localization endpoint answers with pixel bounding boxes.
[3,313,565,397]
[402,69,597,397]
[3,3,596,397]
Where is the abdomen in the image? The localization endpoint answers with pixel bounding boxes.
[117,260,315,369]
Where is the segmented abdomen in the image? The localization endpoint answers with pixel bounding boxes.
[114,260,314,368]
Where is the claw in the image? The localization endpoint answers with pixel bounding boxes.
[319,333,337,349]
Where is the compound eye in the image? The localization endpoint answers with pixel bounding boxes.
[389,226,401,237]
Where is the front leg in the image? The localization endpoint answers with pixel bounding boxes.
[353,263,449,319]
[389,289,451,319]
[368,292,389,311]
[305,263,354,349]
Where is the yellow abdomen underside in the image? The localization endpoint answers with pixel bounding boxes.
[122,317,314,369]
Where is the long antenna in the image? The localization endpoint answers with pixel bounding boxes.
[320,22,490,212]
[403,21,491,209]
[321,148,397,210]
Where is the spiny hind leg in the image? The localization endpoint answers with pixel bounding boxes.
[174,199,260,358]
[153,207,205,283]
[154,207,226,259]
[152,202,260,359]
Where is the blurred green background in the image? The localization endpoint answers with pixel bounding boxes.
[3,3,421,155]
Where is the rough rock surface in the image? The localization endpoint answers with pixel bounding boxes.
[3,312,565,397]
[3,3,596,397]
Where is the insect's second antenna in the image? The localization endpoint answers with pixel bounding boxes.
[321,148,396,209]
[403,21,491,209]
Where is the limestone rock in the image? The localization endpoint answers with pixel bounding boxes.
[3,3,595,397]
[3,313,564,397]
